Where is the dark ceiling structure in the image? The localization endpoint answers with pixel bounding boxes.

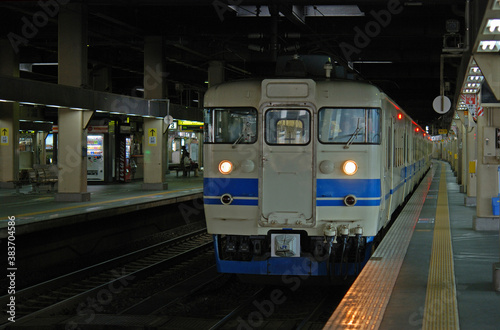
[0,0,483,130]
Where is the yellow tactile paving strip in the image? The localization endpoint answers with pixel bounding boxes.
[422,166,459,329]
[323,167,434,329]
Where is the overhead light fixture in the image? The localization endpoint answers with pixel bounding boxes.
[462,88,478,93]
[477,40,500,52]
[469,66,481,74]
[467,75,484,82]
[485,19,500,34]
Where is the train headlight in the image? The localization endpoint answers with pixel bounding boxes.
[219,160,233,175]
[342,160,358,175]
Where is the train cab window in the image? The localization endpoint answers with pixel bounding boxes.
[265,109,310,145]
[204,108,257,144]
[318,108,380,144]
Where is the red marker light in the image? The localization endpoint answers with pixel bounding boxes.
[397,113,403,120]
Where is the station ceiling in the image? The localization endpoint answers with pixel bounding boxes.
[0,0,486,130]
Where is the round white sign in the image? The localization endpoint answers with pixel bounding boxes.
[432,95,451,114]
[163,115,174,125]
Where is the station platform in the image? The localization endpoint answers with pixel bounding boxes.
[0,172,203,236]
[325,161,500,329]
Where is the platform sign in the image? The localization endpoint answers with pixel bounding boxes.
[1,128,8,145]
[461,94,477,105]
[148,128,157,146]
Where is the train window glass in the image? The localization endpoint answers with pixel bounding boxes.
[318,108,380,144]
[265,109,310,145]
[203,108,257,144]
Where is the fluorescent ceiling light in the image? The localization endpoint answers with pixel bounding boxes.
[467,75,484,82]
[469,66,481,74]
[477,40,500,52]
[462,88,478,93]
[485,19,500,34]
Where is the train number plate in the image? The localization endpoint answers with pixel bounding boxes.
[271,233,300,257]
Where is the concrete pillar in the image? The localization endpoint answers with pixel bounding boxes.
[55,3,90,202]
[208,61,225,87]
[475,54,500,291]
[142,36,167,190]
[93,65,112,92]
[473,108,500,230]
[0,39,20,188]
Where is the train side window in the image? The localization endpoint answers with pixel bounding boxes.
[265,109,310,145]
[318,108,380,144]
[204,108,257,144]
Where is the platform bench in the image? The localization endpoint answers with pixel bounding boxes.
[30,168,58,193]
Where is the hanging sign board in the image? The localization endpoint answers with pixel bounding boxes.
[1,128,9,145]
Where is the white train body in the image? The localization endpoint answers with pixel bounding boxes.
[203,77,431,277]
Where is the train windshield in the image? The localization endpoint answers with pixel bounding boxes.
[203,108,257,144]
[318,108,380,144]
[265,109,310,145]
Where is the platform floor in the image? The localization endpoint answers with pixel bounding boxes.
[0,172,203,232]
[325,161,500,329]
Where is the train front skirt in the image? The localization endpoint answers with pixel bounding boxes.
[212,234,374,277]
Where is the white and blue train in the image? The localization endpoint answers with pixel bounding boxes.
[203,58,432,279]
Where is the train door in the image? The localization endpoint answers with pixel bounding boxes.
[260,108,314,226]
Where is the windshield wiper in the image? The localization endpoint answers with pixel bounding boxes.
[232,133,244,148]
[344,118,361,149]
[232,120,252,148]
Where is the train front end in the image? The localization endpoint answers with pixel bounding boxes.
[203,78,384,279]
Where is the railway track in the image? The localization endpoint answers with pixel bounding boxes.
[0,228,213,328]
[206,284,347,329]
[131,273,349,329]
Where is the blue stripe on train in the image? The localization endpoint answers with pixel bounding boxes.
[316,199,380,206]
[204,197,258,206]
[316,178,381,198]
[203,178,258,197]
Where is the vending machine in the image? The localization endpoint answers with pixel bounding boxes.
[87,134,105,181]
[117,135,132,182]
